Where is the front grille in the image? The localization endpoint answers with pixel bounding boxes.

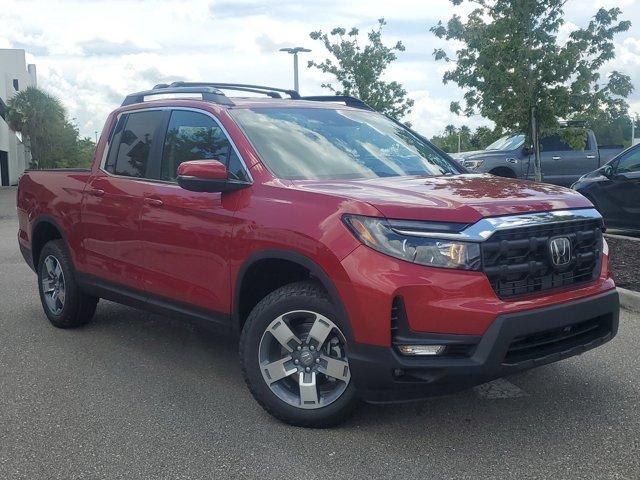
[481,219,602,299]
[504,315,612,364]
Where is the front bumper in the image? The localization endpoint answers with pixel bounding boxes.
[349,289,619,403]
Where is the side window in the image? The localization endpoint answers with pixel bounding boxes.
[540,134,587,152]
[160,110,247,182]
[104,115,127,173]
[616,147,640,174]
[108,111,164,178]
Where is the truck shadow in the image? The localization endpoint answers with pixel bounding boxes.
[85,300,627,438]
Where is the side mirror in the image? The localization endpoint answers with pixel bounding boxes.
[522,145,532,155]
[602,164,614,179]
[177,160,250,193]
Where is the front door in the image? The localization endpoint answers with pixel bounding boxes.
[597,146,640,229]
[138,109,251,316]
[80,109,167,289]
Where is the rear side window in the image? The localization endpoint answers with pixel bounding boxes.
[540,134,587,152]
[106,111,164,177]
[160,110,247,182]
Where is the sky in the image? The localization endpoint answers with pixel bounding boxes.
[2,0,640,140]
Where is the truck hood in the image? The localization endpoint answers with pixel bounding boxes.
[292,174,592,223]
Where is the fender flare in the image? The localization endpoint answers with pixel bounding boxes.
[233,249,353,341]
[30,215,68,264]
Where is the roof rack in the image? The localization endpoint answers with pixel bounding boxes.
[121,86,233,107]
[300,95,374,111]
[121,84,375,112]
[157,82,301,100]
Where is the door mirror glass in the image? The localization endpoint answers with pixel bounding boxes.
[602,164,614,178]
[177,160,249,192]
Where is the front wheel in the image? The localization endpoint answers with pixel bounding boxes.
[240,281,357,427]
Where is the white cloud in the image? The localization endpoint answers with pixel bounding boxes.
[0,0,639,140]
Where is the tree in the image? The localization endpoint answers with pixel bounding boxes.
[431,125,502,153]
[431,1,633,181]
[308,18,414,119]
[6,87,67,168]
[6,86,93,168]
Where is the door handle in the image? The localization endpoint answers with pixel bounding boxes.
[88,188,105,197]
[144,197,163,207]
[552,156,561,161]
[586,155,596,159]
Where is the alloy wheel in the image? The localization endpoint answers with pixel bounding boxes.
[258,310,351,409]
[42,255,66,315]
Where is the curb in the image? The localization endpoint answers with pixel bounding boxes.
[604,233,640,242]
[619,287,640,313]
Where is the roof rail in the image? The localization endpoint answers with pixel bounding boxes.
[300,95,374,111]
[161,82,301,100]
[121,86,234,107]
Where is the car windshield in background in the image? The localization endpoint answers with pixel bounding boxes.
[230,107,461,180]
[486,134,525,151]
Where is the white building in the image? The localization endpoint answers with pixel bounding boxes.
[0,49,37,186]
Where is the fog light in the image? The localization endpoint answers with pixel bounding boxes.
[397,345,446,356]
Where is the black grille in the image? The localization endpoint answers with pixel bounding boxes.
[390,297,401,335]
[504,315,612,364]
[481,219,602,299]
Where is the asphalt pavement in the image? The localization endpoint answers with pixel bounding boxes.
[0,186,638,480]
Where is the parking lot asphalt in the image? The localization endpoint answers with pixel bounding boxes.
[0,186,638,480]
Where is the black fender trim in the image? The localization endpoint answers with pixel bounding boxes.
[30,215,69,267]
[233,249,353,341]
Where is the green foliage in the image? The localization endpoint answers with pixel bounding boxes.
[431,0,633,178]
[430,124,502,153]
[308,18,414,119]
[6,86,94,169]
[577,112,637,148]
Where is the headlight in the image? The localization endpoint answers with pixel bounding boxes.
[463,159,484,169]
[343,215,481,270]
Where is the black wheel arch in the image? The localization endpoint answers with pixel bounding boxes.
[489,166,517,178]
[233,249,353,342]
[31,215,70,269]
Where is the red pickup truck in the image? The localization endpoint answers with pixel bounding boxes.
[17,83,619,427]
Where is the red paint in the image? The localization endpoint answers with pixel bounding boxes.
[177,159,227,180]
[17,97,615,349]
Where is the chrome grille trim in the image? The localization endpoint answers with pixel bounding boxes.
[393,208,602,241]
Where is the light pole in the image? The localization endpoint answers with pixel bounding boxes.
[279,47,311,92]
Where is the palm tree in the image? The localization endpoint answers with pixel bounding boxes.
[6,87,67,168]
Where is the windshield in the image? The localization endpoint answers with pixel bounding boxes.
[229,107,461,180]
[486,134,525,151]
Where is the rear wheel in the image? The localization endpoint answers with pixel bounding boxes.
[240,281,357,427]
[37,240,98,328]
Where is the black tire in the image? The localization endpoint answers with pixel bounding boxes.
[240,281,358,428]
[37,240,98,328]
[489,167,517,179]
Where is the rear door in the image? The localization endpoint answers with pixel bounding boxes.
[80,109,167,289]
[539,133,598,186]
[137,108,251,316]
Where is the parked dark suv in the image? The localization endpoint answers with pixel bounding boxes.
[17,83,619,427]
